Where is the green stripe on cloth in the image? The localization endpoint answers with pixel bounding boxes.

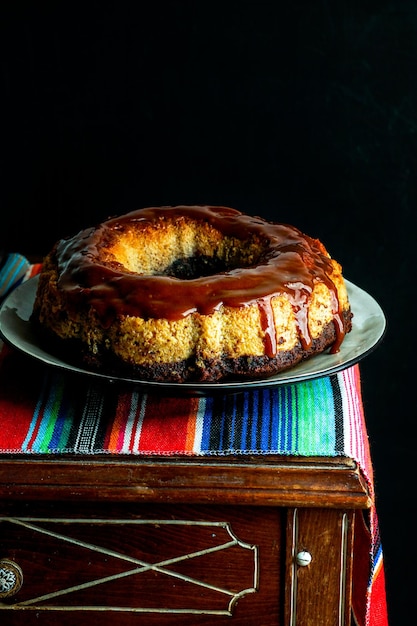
[295,377,336,455]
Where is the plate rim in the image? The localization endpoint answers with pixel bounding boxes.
[0,275,386,396]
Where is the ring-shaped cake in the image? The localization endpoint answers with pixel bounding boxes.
[31,205,353,382]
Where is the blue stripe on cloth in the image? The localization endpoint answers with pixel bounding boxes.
[198,375,340,455]
[0,253,30,300]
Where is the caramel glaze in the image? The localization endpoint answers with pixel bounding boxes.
[55,205,348,357]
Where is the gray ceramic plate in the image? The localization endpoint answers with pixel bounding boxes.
[0,276,386,396]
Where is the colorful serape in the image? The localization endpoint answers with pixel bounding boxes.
[0,256,367,461]
[0,345,365,458]
[0,256,388,625]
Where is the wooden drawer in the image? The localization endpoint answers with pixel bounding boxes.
[0,502,354,625]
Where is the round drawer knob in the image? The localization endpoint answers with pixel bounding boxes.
[296,550,312,567]
[0,559,23,598]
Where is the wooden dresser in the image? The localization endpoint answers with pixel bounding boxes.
[0,452,370,625]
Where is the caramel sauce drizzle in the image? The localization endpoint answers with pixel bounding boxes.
[55,205,346,355]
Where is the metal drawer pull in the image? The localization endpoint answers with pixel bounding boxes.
[0,559,23,598]
[296,550,312,567]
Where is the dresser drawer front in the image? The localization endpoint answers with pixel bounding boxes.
[0,504,282,625]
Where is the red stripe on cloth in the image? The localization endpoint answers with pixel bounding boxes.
[352,512,389,626]
[28,263,42,278]
[103,391,136,452]
[0,345,42,451]
[138,395,199,453]
[368,560,389,626]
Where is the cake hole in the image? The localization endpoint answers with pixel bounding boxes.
[163,255,233,279]
[106,222,270,277]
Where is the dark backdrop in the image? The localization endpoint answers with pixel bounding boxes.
[2,3,414,623]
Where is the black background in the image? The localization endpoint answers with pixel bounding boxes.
[1,2,414,623]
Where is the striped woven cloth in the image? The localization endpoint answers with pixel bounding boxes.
[0,343,365,458]
[0,254,388,625]
[0,251,30,300]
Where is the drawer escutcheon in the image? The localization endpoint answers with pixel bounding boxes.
[0,559,23,598]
